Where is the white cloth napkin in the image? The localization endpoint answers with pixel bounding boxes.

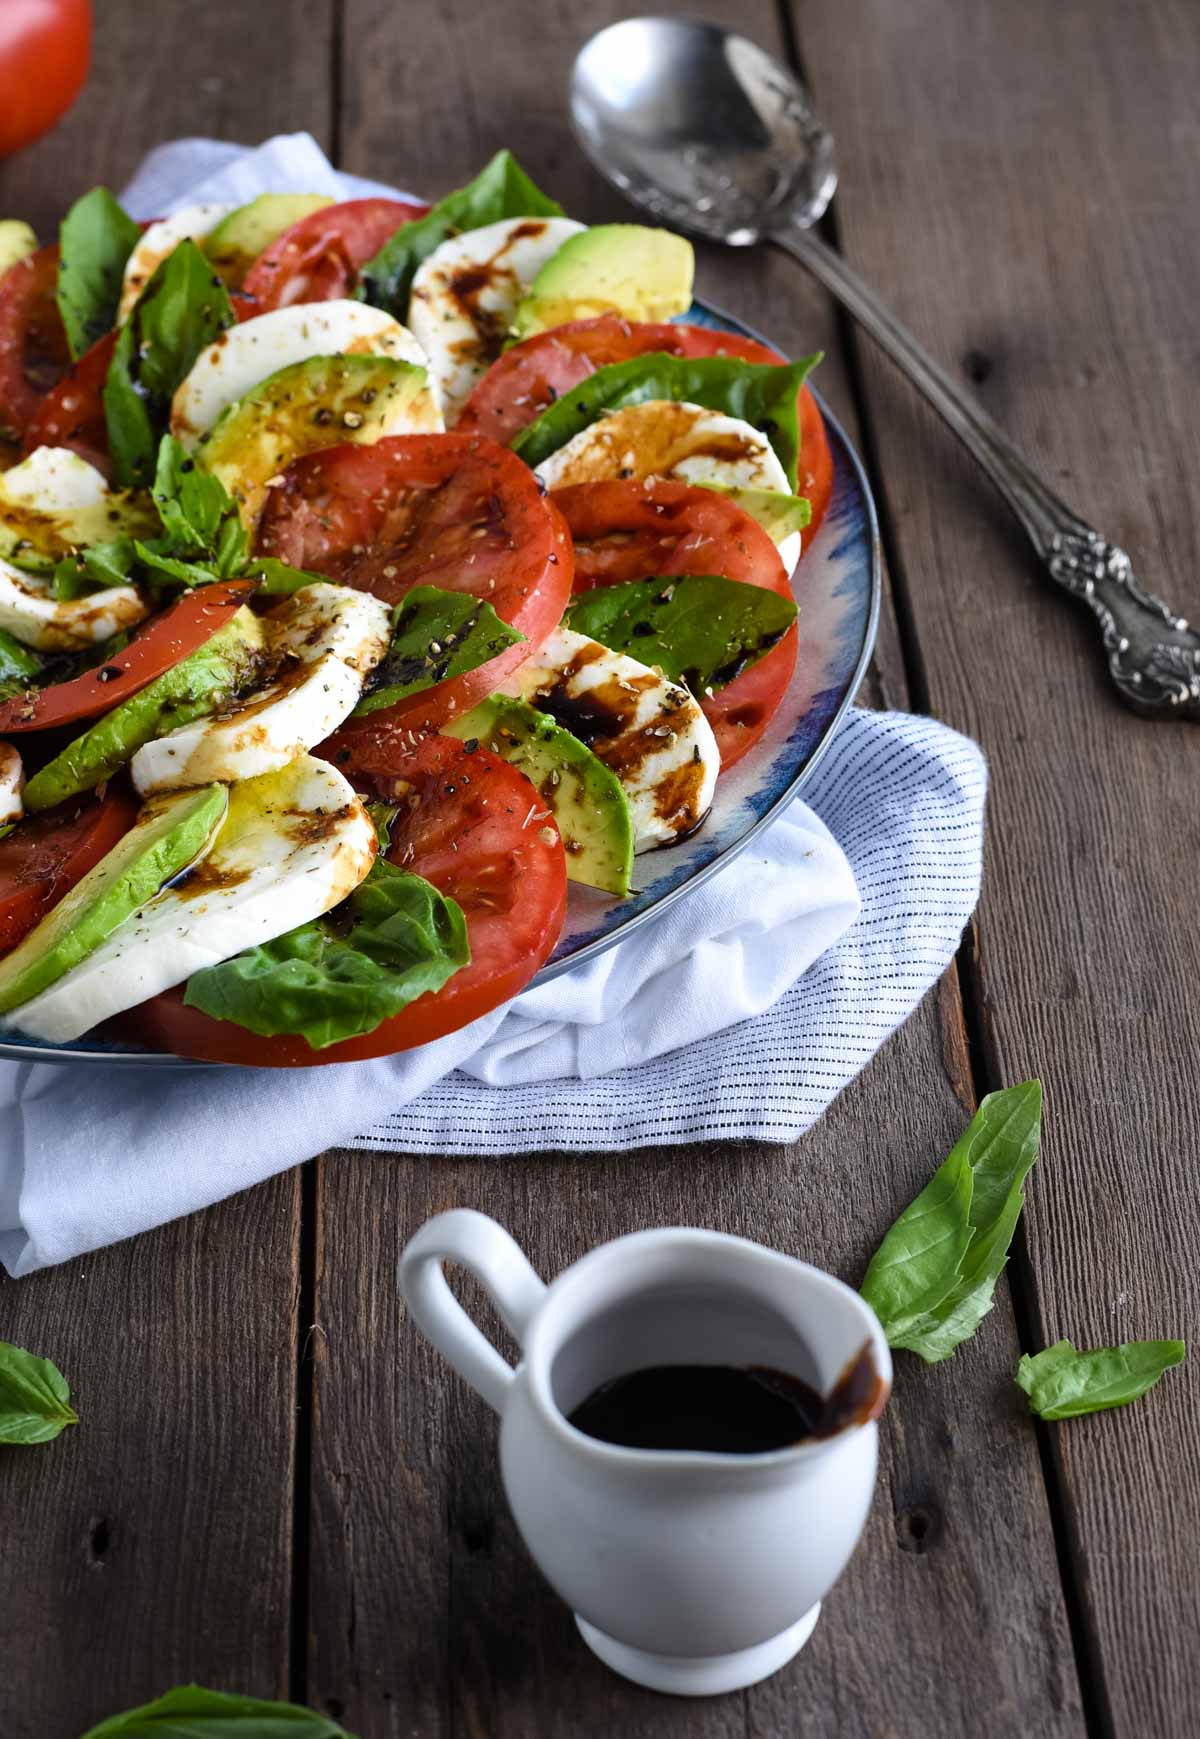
[0,138,989,1276]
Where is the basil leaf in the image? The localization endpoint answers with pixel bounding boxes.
[0,627,42,684]
[354,585,525,716]
[245,557,331,596]
[564,573,796,695]
[860,1116,975,1340]
[358,148,564,317]
[0,1339,78,1445]
[184,860,470,1049]
[861,1083,1043,1361]
[79,1683,357,1737]
[694,481,812,541]
[1016,1339,1185,1421]
[104,242,236,488]
[52,536,138,600]
[56,186,141,359]
[365,801,399,850]
[151,434,247,568]
[512,352,820,489]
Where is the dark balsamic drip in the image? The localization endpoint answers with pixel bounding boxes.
[567,1341,883,1454]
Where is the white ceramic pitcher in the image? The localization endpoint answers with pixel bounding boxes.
[399,1210,892,1696]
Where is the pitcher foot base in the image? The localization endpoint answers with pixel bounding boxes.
[575,1603,821,1696]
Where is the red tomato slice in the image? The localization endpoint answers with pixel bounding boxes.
[240,197,429,312]
[21,326,115,474]
[127,734,567,1065]
[0,0,90,159]
[0,244,72,442]
[256,433,573,729]
[0,579,256,734]
[0,785,137,957]
[554,478,797,769]
[459,314,835,540]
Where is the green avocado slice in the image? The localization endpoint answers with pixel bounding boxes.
[22,607,265,812]
[444,693,634,898]
[196,353,435,532]
[205,193,335,286]
[0,783,228,1016]
[512,224,694,340]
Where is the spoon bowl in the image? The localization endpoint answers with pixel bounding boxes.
[570,16,836,244]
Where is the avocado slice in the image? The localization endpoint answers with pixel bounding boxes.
[205,193,335,286]
[23,607,265,812]
[0,782,227,1016]
[694,481,812,544]
[0,221,37,279]
[512,224,694,340]
[444,694,634,897]
[196,354,435,531]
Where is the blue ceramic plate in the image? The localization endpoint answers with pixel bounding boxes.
[0,299,880,1065]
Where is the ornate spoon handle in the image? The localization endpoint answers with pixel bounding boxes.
[772,225,1200,719]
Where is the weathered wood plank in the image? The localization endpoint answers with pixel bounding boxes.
[309,3,1082,1733]
[794,0,1200,1730]
[0,6,333,1734]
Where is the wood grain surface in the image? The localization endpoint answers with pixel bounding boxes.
[0,0,1191,1733]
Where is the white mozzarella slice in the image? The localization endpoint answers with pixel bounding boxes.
[170,301,430,450]
[0,557,148,651]
[118,202,235,320]
[10,754,377,1044]
[131,583,391,792]
[534,400,803,570]
[0,743,24,824]
[503,625,718,852]
[408,216,585,423]
[1,446,110,513]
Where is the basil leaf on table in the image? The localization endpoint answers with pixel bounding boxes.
[0,1339,78,1445]
[861,1082,1042,1362]
[1016,1338,1186,1420]
[564,573,797,695]
[354,585,526,716]
[79,1683,358,1738]
[104,242,236,488]
[511,352,821,489]
[359,148,564,318]
[184,860,470,1050]
[56,186,141,359]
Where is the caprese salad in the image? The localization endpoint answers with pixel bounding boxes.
[0,151,833,1066]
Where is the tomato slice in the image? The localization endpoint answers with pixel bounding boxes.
[459,314,835,540]
[127,733,567,1065]
[0,244,72,444]
[239,197,429,312]
[21,327,116,475]
[256,433,573,729]
[0,785,137,957]
[554,478,797,769]
[0,579,256,734]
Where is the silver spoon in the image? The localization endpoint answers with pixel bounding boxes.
[570,15,1200,720]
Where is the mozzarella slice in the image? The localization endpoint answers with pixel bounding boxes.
[0,558,148,651]
[2,447,110,515]
[10,755,377,1044]
[118,202,235,319]
[0,743,23,824]
[503,626,718,851]
[408,216,585,423]
[534,399,802,575]
[131,582,391,792]
[170,301,431,450]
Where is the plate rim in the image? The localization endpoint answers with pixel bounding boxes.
[0,298,881,1068]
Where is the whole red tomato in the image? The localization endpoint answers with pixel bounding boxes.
[0,0,91,156]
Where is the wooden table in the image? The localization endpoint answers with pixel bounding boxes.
[1,2,1196,1733]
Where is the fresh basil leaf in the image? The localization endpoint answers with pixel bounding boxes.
[1017,1338,1186,1420]
[151,434,246,567]
[861,1083,1043,1361]
[57,187,141,359]
[0,627,42,684]
[354,585,526,716]
[78,1683,357,1738]
[243,557,327,595]
[0,1339,78,1445]
[358,148,564,317]
[184,860,470,1049]
[51,536,138,600]
[511,352,820,489]
[564,573,796,695]
[365,801,398,850]
[0,823,13,841]
[104,242,236,488]
[694,481,813,541]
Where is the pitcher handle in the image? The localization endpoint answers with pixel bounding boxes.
[398,1210,548,1414]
